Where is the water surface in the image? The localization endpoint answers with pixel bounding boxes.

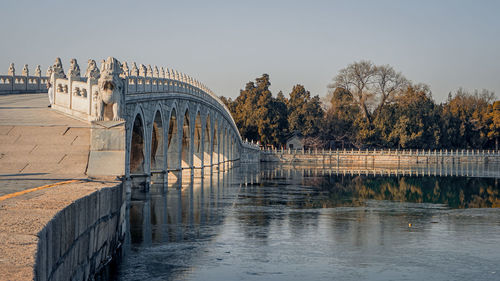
[116,164,500,281]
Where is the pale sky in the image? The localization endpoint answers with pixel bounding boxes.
[1,0,499,102]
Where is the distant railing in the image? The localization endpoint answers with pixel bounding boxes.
[242,139,260,150]
[0,72,49,94]
[262,148,500,156]
[261,148,500,164]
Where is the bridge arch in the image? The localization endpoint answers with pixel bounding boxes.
[223,126,228,163]
[150,104,165,180]
[193,110,203,169]
[230,135,234,161]
[212,120,220,165]
[129,108,146,175]
[203,113,212,167]
[167,106,179,173]
[180,106,191,170]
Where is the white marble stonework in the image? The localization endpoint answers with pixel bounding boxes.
[2,57,260,182]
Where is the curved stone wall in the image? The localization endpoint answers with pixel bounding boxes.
[33,183,125,281]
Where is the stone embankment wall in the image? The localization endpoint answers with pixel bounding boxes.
[33,183,126,281]
[261,149,500,164]
[240,144,261,163]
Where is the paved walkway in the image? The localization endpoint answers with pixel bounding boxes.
[0,177,118,280]
[0,93,91,196]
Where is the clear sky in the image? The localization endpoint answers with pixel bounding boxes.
[1,0,499,102]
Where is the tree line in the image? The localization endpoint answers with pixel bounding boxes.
[221,61,500,150]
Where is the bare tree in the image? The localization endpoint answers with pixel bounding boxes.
[373,64,408,115]
[331,60,376,124]
[330,61,410,124]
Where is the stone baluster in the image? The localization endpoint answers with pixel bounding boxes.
[68,59,81,79]
[85,59,100,80]
[34,65,41,77]
[46,66,53,77]
[139,64,147,77]
[147,65,153,77]
[6,64,15,93]
[99,60,105,74]
[8,63,15,76]
[121,62,129,78]
[22,64,29,76]
[52,57,66,78]
[153,65,159,78]
[130,62,139,76]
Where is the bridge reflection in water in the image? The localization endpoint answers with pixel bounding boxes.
[117,164,500,281]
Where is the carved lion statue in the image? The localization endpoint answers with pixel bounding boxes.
[93,57,125,121]
[52,57,65,78]
[8,63,15,76]
[85,59,100,80]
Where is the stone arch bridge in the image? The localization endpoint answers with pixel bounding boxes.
[40,57,260,185]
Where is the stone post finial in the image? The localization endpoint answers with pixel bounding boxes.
[101,56,122,75]
[100,60,105,73]
[34,65,42,77]
[8,63,15,76]
[46,66,53,77]
[121,62,129,77]
[130,62,138,76]
[160,67,165,78]
[139,64,147,77]
[22,64,29,76]
[153,66,159,78]
[166,68,172,79]
[85,59,100,80]
[68,59,81,78]
[147,65,153,77]
[52,58,65,78]
[174,70,180,81]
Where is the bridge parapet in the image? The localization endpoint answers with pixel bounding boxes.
[2,57,260,180]
[0,63,49,94]
[46,57,260,177]
[44,57,240,139]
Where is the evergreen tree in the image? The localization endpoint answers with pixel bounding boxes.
[287,84,323,137]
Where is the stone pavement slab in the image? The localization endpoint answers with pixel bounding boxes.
[0,93,92,196]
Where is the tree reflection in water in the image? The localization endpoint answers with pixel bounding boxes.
[117,164,500,281]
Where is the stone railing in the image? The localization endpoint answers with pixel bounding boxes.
[242,139,260,150]
[261,148,500,164]
[47,57,244,143]
[0,63,49,94]
[262,148,500,156]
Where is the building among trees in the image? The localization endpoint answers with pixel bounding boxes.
[286,131,304,150]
